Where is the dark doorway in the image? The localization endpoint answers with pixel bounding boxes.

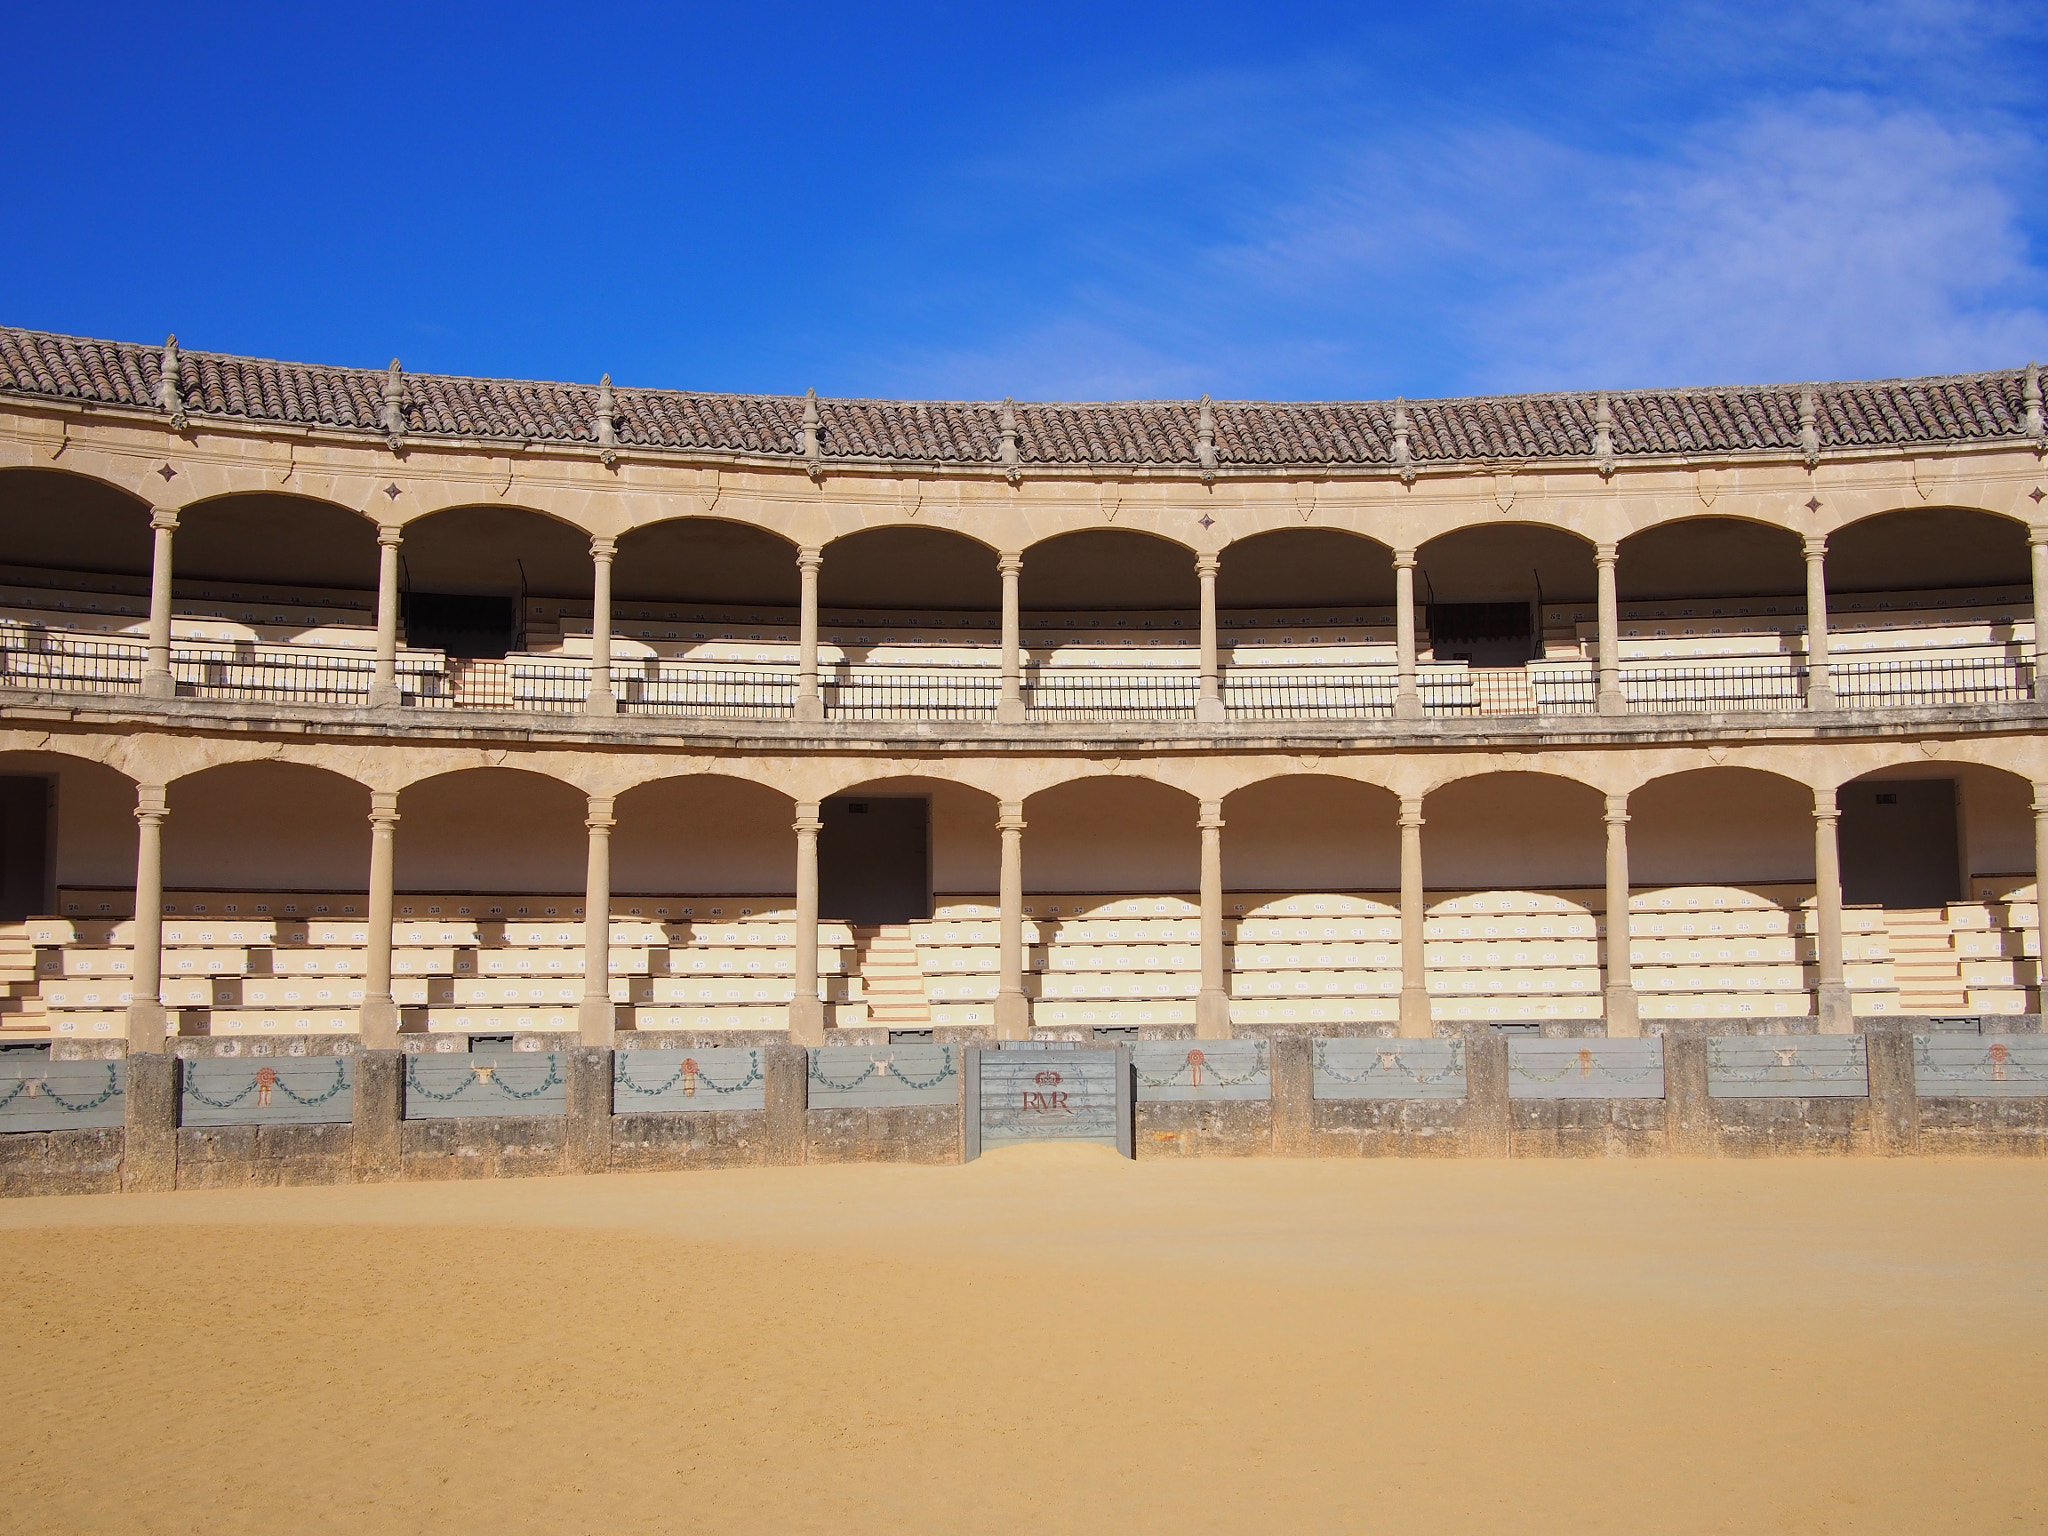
[819,796,929,925]
[1427,602,1534,666]
[1840,778,1960,908]
[0,775,50,920]
[402,592,519,659]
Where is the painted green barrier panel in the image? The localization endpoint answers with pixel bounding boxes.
[1313,1037,1465,1100]
[1914,1033,2048,1097]
[1134,1040,1269,1101]
[969,1047,1131,1157]
[404,1051,566,1119]
[182,1055,355,1125]
[0,1058,124,1132]
[1707,1035,1867,1098]
[612,1047,765,1113]
[1507,1038,1664,1099]
[808,1045,958,1108]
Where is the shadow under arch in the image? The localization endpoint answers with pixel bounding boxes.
[1022,774,1199,897]
[820,525,999,611]
[0,748,138,918]
[172,491,379,592]
[614,515,799,607]
[1833,757,2037,909]
[163,760,372,895]
[0,466,155,577]
[1824,505,2030,595]
[1019,528,1196,611]
[1415,523,1596,667]
[1626,766,1817,892]
[1421,770,1606,899]
[395,766,588,896]
[1217,527,1395,609]
[1221,773,1399,893]
[611,773,797,898]
[1616,514,1805,602]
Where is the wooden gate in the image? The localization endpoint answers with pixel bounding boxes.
[966,1046,1131,1158]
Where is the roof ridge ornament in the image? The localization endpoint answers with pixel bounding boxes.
[801,387,823,481]
[1593,390,1614,478]
[1000,398,1021,485]
[1391,399,1415,484]
[595,373,618,468]
[382,359,407,455]
[2024,362,2043,449]
[1799,383,1820,469]
[157,335,187,431]
[1196,394,1217,483]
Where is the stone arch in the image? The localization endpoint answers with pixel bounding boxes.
[1018,528,1197,611]
[1822,505,2030,594]
[1217,527,1395,608]
[1221,774,1399,891]
[825,772,1003,902]
[1022,774,1199,893]
[394,502,595,597]
[0,748,137,909]
[163,761,372,893]
[172,490,380,592]
[0,466,155,578]
[820,525,1000,610]
[1615,514,1805,601]
[1626,766,1816,888]
[613,515,800,607]
[395,767,588,894]
[1415,522,1598,603]
[611,773,797,897]
[1421,771,1607,893]
[1833,758,2037,908]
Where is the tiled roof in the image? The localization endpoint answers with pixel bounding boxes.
[0,325,2037,469]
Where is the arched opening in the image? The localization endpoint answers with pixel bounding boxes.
[1416,525,1593,669]
[1828,507,2028,596]
[398,506,592,660]
[0,468,153,578]
[1618,517,1804,602]
[611,775,795,899]
[614,518,798,608]
[165,762,370,896]
[0,750,134,922]
[1420,772,1605,1024]
[1217,529,1395,609]
[822,527,999,612]
[1222,775,1398,892]
[395,768,586,895]
[1023,776,1197,896]
[1020,530,1195,613]
[1019,532,1200,708]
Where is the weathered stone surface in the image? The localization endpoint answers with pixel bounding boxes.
[1509,1097,1668,1158]
[0,1128,123,1197]
[351,1050,404,1183]
[564,1046,613,1175]
[1267,1034,1314,1157]
[400,1116,568,1180]
[1916,1096,2048,1154]
[761,1039,807,1167]
[609,1110,771,1172]
[1864,1022,1919,1155]
[805,1106,962,1164]
[121,1053,178,1193]
[1135,1100,1272,1157]
[1463,1028,1511,1158]
[1661,1029,1716,1156]
[176,1122,353,1188]
[1710,1097,1868,1157]
[1311,1097,1468,1157]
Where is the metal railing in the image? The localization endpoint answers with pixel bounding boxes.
[0,629,144,694]
[824,666,996,722]
[1025,671,1198,721]
[174,646,376,707]
[627,666,797,719]
[1621,665,1809,714]
[1830,656,2032,708]
[1226,669,1394,720]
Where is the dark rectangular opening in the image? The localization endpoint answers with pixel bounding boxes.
[0,775,50,921]
[820,796,930,926]
[1839,778,1960,908]
[402,592,520,659]
[1427,601,1534,666]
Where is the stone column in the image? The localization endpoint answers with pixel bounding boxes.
[1195,554,1225,723]
[583,536,618,716]
[1398,795,1430,1036]
[1813,788,1852,1033]
[361,791,401,1049]
[1393,549,1423,721]
[578,796,615,1047]
[141,509,178,699]
[1197,800,1230,1038]
[126,784,169,1050]
[794,546,825,722]
[1803,534,1834,709]
[2031,528,2048,699]
[790,802,825,1044]
[995,801,1029,1039]
[2033,783,2048,998]
[997,552,1025,724]
[1603,794,1639,1037]
[369,525,403,708]
[1595,541,1624,714]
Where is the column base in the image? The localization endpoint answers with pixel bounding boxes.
[140,669,175,700]
[125,1000,169,1052]
[793,695,826,723]
[360,995,401,1050]
[1398,985,1433,1038]
[995,697,1026,725]
[1196,988,1232,1039]
[1816,982,1854,1034]
[1195,694,1226,724]
[1393,692,1424,722]
[994,989,1030,1040]
[367,681,402,709]
[1596,689,1626,716]
[577,997,616,1048]
[788,995,826,1046]
[1603,983,1640,1038]
[1806,683,1836,711]
[581,689,619,717]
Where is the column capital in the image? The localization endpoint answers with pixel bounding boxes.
[1392,548,1417,570]
[134,783,168,820]
[997,800,1027,830]
[1604,792,1630,822]
[376,524,404,548]
[998,551,1024,577]
[2030,526,2048,550]
[1813,786,1839,821]
[1398,795,1425,826]
[2033,782,2048,815]
[369,789,400,822]
[1802,533,1828,560]
[1197,801,1225,830]
[1594,541,1619,565]
[150,508,179,532]
[589,535,617,561]
[1195,553,1221,579]
[585,794,616,831]
[792,801,822,834]
[797,546,824,572]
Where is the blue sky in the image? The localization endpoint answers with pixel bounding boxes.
[5,1,2045,401]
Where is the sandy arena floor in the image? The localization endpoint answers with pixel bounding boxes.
[0,1151,2042,1534]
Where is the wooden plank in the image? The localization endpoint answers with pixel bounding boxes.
[403,1052,568,1119]
[182,1056,355,1126]
[1914,1033,2048,1097]
[978,1049,1124,1150]
[1133,1040,1269,1101]
[0,1058,125,1132]
[807,1045,961,1108]
[1706,1036,1868,1098]
[1507,1038,1665,1099]
[611,1047,766,1113]
[1313,1038,1466,1100]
